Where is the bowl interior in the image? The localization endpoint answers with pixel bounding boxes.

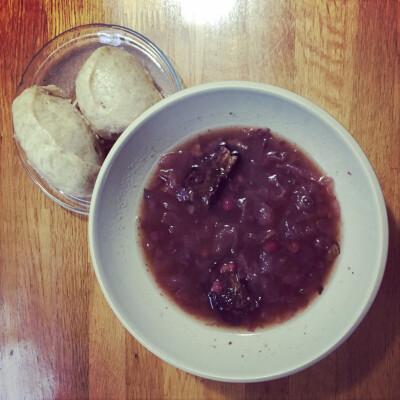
[89,82,388,382]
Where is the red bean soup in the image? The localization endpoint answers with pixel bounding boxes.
[138,127,341,331]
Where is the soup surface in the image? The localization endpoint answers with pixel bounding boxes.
[138,127,340,330]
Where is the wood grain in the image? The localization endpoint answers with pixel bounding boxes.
[1,0,399,399]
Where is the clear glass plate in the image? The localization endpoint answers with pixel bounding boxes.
[14,24,183,214]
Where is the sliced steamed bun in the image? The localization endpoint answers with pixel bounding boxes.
[12,85,103,198]
[75,45,162,140]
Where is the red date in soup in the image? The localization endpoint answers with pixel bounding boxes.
[138,127,341,330]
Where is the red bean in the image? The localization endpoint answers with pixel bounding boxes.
[263,240,278,252]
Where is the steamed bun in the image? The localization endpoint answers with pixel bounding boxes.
[75,46,162,140]
[12,85,103,197]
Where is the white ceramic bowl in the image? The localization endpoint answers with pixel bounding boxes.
[89,81,388,382]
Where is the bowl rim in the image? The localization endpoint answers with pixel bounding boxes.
[89,80,389,382]
[14,23,183,215]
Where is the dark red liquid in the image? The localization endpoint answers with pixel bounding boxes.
[139,127,340,330]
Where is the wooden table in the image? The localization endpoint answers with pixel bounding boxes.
[1,1,399,399]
